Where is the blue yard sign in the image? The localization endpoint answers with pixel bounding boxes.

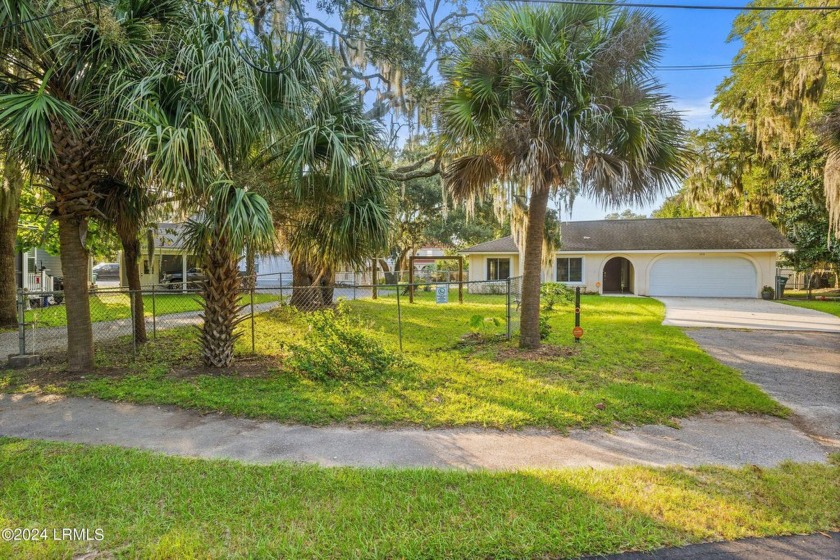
[435,285,449,304]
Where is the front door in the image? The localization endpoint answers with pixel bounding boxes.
[603,258,623,292]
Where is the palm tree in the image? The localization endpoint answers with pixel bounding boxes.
[113,4,325,364]
[441,3,687,348]
[0,0,185,370]
[183,182,275,367]
[268,76,394,308]
[97,179,157,343]
[0,154,23,328]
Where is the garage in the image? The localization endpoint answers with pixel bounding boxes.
[649,256,757,297]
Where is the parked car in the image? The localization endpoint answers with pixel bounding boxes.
[92,262,120,279]
[163,268,205,289]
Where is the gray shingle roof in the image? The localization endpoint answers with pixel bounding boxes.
[461,216,794,253]
[459,236,520,253]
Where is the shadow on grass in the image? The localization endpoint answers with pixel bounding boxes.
[0,438,837,559]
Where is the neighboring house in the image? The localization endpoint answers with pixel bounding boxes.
[461,216,794,298]
[15,247,63,291]
[118,222,293,288]
[411,246,447,269]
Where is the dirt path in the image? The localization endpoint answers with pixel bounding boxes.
[0,393,830,470]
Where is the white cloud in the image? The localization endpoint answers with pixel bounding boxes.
[674,96,721,130]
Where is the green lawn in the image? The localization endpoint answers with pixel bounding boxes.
[22,292,276,327]
[779,298,840,318]
[2,293,786,430]
[0,438,836,559]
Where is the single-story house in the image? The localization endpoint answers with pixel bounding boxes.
[118,222,294,289]
[461,216,794,298]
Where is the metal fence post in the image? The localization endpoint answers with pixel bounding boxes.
[151,284,157,340]
[17,290,26,356]
[250,282,256,354]
[506,277,511,340]
[395,282,403,352]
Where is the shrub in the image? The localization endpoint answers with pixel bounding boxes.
[539,314,552,340]
[540,282,574,311]
[469,314,503,336]
[282,303,402,381]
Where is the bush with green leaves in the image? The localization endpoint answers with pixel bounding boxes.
[540,282,574,311]
[468,314,504,337]
[282,303,402,381]
[539,315,552,340]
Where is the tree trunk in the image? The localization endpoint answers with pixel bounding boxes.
[121,235,147,344]
[58,217,94,370]
[244,246,256,291]
[519,184,550,349]
[199,234,242,367]
[0,157,22,328]
[319,264,334,306]
[290,259,319,309]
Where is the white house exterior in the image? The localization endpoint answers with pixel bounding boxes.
[461,216,794,298]
[118,222,294,289]
[16,247,65,291]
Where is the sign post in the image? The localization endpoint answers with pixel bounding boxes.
[572,287,583,343]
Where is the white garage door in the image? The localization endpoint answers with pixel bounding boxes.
[649,257,757,297]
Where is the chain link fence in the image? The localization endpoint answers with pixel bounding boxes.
[6,274,524,364]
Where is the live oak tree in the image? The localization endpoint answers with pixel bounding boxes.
[441,3,687,348]
[714,2,840,235]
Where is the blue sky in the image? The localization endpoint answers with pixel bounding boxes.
[310,1,746,220]
[567,2,744,220]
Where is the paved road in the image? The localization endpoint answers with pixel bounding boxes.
[578,531,839,560]
[1,302,280,359]
[0,394,830,469]
[656,297,840,332]
[686,330,840,446]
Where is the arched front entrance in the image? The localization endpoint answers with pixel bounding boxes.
[602,257,634,294]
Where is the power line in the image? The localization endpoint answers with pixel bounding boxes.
[657,51,836,71]
[505,0,840,11]
[0,2,93,32]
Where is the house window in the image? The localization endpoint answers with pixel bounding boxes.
[486,258,511,280]
[557,257,583,282]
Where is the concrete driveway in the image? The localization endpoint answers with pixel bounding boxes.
[685,330,840,446]
[656,297,840,332]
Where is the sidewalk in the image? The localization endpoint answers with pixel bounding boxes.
[0,301,279,358]
[0,393,831,470]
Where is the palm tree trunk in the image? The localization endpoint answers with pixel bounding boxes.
[319,264,334,306]
[121,235,147,344]
[290,259,319,309]
[58,216,94,370]
[244,247,256,291]
[199,234,242,367]
[519,184,550,349]
[0,156,22,328]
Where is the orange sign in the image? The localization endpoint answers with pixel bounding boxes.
[572,326,584,338]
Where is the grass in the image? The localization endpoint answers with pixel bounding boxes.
[21,292,276,328]
[779,298,840,318]
[2,293,786,430]
[0,438,837,559]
